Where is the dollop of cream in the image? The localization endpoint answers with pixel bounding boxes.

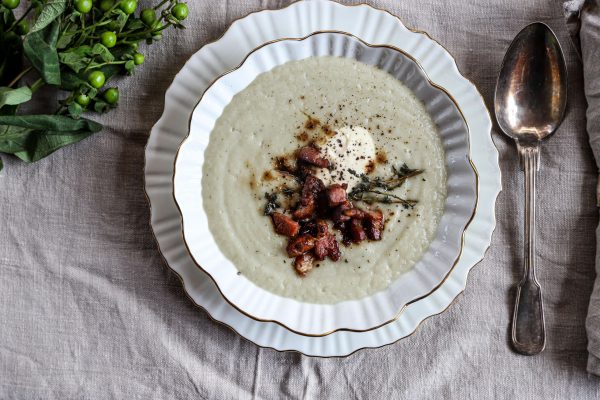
[315,125,376,189]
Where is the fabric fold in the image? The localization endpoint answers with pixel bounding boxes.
[565,0,600,376]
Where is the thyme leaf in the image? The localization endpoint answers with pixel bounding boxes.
[263,192,280,215]
[347,163,423,208]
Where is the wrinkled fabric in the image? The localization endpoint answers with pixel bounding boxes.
[1,0,600,398]
[568,0,600,376]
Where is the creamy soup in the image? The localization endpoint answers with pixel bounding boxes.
[202,56,446,303]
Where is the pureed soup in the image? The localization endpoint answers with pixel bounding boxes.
[202,56,447,304]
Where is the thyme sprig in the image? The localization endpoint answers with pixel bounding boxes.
[347,163,423,207]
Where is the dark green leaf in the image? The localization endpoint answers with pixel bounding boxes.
[59,70,86,91]
[56,30,76,49]
[30,0,67,33]
[23,21,61,85]
[82,86,97,98]
[125,60,135,72]
[14,130,96,162]
[113,9,129,30]
[125,18,145,31]
[67,102,83,118]
[0,86,32,108]
[99,64,122,81]
[0,125,35,153]
[0,115,103,163]
[93,99,110,113]
[68,10,81,22]
[91,43,114,62]
[110,44,135,60]
[59,45,92,73]
[0,156,3,171]
[68,10,81,23]
[0,115,102,133]
[1,8,15,26]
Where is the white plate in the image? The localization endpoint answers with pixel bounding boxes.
[174,31,477,335]
[145,0,501,356]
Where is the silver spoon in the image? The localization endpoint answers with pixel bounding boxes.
[494,22,567,355]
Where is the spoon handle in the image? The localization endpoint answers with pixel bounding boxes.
[512,144,545,355]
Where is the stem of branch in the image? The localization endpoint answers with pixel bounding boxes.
[7,66,33,88]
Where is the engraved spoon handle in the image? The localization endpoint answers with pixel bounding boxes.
[512,144,545,355]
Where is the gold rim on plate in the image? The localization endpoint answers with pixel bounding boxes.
[172,30,479,337]
[144,0,500,355]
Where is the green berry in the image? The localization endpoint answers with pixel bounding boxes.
[88,71,106,89]
[1,0,20,10]
[133,53,144,65]
[15,20,29,35]
[171,3,188,21]
[140,8,156,26]
[103,87,119,105]
[100,31,117,48]
[119,0,136,15]
[99,0,113,12]
[74,93,91,107]
[74,0,92,13]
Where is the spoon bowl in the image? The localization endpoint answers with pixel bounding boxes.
[495,22,567,144]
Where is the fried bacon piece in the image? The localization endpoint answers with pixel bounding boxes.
[271,212,300,237]
[316,219,329,237]
[363,209,384,241]
[294,253,315,276]
[297,146,330,168]
[331,201,353,226]
[314,233,341,261]
[342,207,365,219]
[300,174,325,206]
[349,218,367,243]
[293,174,325,220]
[286,234,316,257]
[326,183,348,207]
[292,202,315,220]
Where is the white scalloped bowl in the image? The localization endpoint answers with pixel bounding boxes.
[173,31,477,336]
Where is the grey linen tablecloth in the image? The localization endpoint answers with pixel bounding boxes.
[567,0,600,376]
[2,0,600,398]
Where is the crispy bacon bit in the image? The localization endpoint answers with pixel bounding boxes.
[331,201,353,226]
[326,183,348,207]
[313,236,329,261]
[298,219,317,236]
[364,209,384,241]
[293,201,315,220]
[297,146,330,168]
[327,238,341,261]
[286,234,316,257]
[340,221,353,247]
[301,174,325,205]
[316,234,341,261]
[294,253,315,276]
[316,219,329,237]
[271,212,299,237]
[342,207,365,219]
[349,218,367,243]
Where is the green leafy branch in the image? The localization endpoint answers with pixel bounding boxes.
[0,0,190,171]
